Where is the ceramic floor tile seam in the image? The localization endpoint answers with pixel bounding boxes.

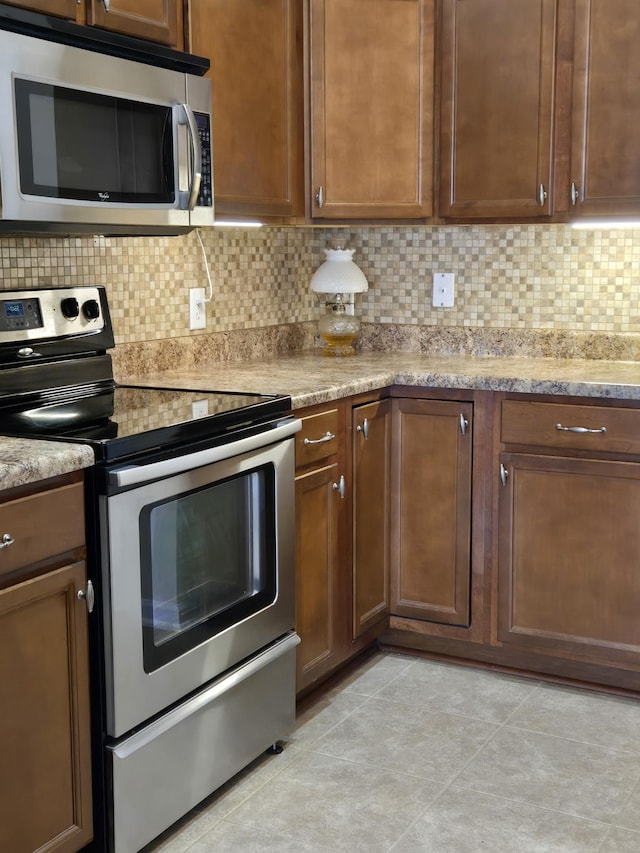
[291,693,377,752]
[385,783,616,853]
[197,817,342,853]
[597,824,640,853]
[214,816,343,852]
[339,654,417,698]
[346,690,533,730]
[609,771,640,832]
[500,722,640,760]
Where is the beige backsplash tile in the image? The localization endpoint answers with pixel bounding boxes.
[1,225,640,359]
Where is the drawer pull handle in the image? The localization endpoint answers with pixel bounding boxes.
[0,533,15,549]
[555,423,607,435]
[332,475,345,499]
[77,580,95,614]
[356,418,369,440]
[303,431,335,446]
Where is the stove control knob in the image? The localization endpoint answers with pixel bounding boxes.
[82,299,100,321]
[60,297,80,320]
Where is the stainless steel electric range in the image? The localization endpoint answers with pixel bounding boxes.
[0,286,301,853]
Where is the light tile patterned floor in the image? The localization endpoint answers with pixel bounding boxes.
[145,652,640,852]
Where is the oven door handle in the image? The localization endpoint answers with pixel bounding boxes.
[109,418,302,489]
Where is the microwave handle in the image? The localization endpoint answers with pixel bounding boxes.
[177,104,202,210]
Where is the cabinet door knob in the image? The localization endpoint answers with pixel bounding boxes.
[332,475,345,499]
[315,186,324,208]
[459,413,469,435]
[356,418,369,440]
[570,182,580,206]
[77,580,95,614]
[538,183,548,206]
[103,0,110,11]
[0,533,15,549]
[499,463,509,487]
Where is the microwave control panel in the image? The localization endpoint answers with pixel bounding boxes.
[195,112,213,209]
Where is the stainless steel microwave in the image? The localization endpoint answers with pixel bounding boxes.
[0,28,213,235]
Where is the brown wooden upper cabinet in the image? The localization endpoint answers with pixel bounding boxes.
[86,0,181,46]
[309,0,434,220]
[4,0,183,47]
[570,0,640,219]
[187,0,304,220]
[1,0,80,18]
[439,0,557,220]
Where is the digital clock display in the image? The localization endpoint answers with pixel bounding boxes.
[4,301,24,318]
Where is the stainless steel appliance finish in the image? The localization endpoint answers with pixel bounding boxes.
[110,631,299,853]
[0,286,300,853]
[101,418,299,739]
[0,29,213,235]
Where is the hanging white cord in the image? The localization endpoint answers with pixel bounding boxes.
[195,228,213,304]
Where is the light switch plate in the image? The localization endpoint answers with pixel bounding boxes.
[189,287,206,329]
[432,273,455,308]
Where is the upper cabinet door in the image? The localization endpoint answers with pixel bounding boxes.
[309,0,434,220]
[1,0,80,19]
[570,0,640,218]
[188,0,304,220]
[87,0,180,47]
[439,0,557,220]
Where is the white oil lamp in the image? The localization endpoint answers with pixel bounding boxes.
[310,244,369,356]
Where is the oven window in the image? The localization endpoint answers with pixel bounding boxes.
[140,465,276,672]
[14,78,174,203]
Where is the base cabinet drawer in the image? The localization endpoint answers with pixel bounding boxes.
[501,399,640,454]
[0,480,85,580]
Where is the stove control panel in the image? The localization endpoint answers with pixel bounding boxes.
[0,286,105,343]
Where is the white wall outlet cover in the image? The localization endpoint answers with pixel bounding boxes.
[189,287,206,329]
[432,273,455,308]
[191,399,210,419]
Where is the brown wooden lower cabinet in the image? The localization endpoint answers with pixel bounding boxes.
[295,461,344,689]
[294,402,351,692]
[352,399,392,638]
[498,451,640,665]
[295,390,640,697]
[0,474,92,853]
[391,397,473,627]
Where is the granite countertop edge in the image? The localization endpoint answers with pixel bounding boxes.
[0,438,95,492]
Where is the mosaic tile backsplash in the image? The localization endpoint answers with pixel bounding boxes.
[1,225,640,348]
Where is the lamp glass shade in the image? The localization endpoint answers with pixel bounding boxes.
[310,248,368,294]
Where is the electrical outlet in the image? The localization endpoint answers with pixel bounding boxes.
[432,273,455,308]
[191,399,209,419]
[189,288,206,329]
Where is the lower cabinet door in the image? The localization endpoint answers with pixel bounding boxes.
[391,398,473,627]
[295,462,343,690]
[353,399,392,637]
[0,562,93,853]
[498,453,640,663]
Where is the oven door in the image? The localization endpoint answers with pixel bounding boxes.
[99,419,300,738]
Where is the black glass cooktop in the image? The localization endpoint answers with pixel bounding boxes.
[1,384,291,464]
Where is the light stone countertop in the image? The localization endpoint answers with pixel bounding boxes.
[117,350,640,408]
[0,437,94,492]
[5,350,640,493]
